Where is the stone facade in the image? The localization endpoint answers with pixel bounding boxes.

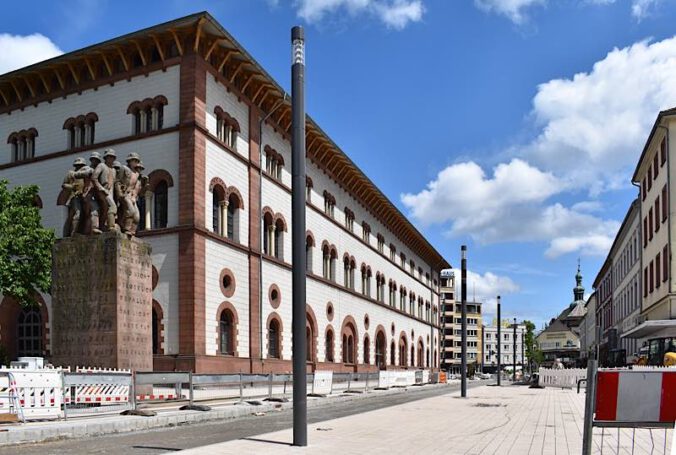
[51,232,152,370]
[0,13,447,373]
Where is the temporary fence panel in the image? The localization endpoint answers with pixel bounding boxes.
[539,368,587,388]
[378,370,417,389]
[0,372,24,421]
[595,369,676,426]
[311,371,333,395]
[135,371,190,401]
[63,370,132,417]
[1,368,63,420]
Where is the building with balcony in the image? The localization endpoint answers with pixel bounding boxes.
[483,320,526,374]
[0,12,449,373]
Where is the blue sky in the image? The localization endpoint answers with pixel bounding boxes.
[3,0,676,328]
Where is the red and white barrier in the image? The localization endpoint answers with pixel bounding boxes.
[595,369,676,423]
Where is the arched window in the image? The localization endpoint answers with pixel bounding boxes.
[417,341,424,368]
[128,96,167,135]
[390,341,395,366]
[306,236,314,273]
[154,181,168,229]
[263,213,274,255]
[8,129,37,162]
[375,331,386,369]
[306,325,313,362]
[325,329,334,362]
[227,193,239,241]
[268,318,280,359]
[274,219,285,260]
[411,345,415,367]
[341,321,357,364]
[212,189,223,234]
[363,336,370,365]
[152,307,159,355]
[343,256,352,288]
[399,335,408,367]
[219,310,234,355]
[17,308,42,357]
[215,107,240,149]
[322,244,330,279]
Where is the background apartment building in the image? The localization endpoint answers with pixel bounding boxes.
[483,320,526,373]
[0,12,449,373]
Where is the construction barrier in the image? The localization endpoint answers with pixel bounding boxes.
[0,367,63,420]
[539,368,587,388]
[311,370,333,395]
[378,370,419,389]
[595,369,676,425]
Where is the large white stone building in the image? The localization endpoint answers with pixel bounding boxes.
[483,320,525,373]
[0,12,449,373]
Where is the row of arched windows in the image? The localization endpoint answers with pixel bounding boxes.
[128,95,167,135]
[8,128,37,162]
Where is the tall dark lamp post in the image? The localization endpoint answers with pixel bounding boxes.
[497,296,501,386]
[291,25,307,447]
[512,318,517,382]
[460,245,467,397]
[521,327,525,375]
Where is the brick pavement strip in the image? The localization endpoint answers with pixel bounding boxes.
[178,385,675,455]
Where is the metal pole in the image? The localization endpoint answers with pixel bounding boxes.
[460,245,467,397]
[521,328,525,376]
[513,318,517,382]
[291,25,307,447]
[582,359,597,455]
[497,296,501,386]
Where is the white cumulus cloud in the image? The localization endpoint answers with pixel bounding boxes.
[292,0,424,29]
[631,0,662,20]
[473,0,545,24]
[401,159,620,258]
[0,33,62,76]
[525,36,676,193]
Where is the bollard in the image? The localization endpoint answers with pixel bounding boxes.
[239,372,243,402]
[365,372,369,393]
[347,373,352,391]
[268,373,273,399]
[188,371,194,407]
[311,373,315,395]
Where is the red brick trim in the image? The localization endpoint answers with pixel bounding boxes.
[219,268,236,298]
[306,304,318,363]
[326,302,334,322]
[208,176,227,195]
[268,284,281,309]
[147,169,175,192]
[305,230,315,247]
[225,186,244,210]
[215,301,239,357]
[266,312,283,360]
[152,265,159,290]
[152,300,165,355]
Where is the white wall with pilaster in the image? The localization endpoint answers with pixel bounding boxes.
[146,233,179,355]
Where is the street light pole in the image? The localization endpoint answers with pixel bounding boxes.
[460,245,467,398]
[497,296,501,386]
[291,25,307,447]
[512,318,517,382]
[521,327,525,375]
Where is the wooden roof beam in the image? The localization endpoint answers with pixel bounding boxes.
[98,52,113,76]
[115,47,129,71]
[132,40,147,66]
[0,88,9,105]
[228,61,245,84]
[37,73,51,94]
[193,18,205,52]
[52,67,65,90]
[217,49,235,72]
[150,35,165,61]
[252,83,271,104]
[169,29,183,56]
[9,81,22,102]
[241,72,258,95]
[84,58,96,81]
[66,62,80,84]
[22,77,36,98]
[204,38,224,61]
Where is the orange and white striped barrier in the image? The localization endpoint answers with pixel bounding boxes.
[595,369,676,424]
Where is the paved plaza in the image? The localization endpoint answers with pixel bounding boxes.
[180,385,674,455]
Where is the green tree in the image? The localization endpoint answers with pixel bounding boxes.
[0,180,54,307]
[523,320,537,371]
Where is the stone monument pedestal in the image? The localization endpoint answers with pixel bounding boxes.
[50,231,153,371]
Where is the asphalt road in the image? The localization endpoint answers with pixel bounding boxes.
[5,381,490,454]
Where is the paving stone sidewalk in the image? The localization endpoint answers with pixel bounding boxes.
[179,385,675,455]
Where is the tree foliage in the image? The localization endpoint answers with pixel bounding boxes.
[0,180,54,306]
[523,320,537,366]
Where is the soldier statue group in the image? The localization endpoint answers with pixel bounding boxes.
[61,148,148,236]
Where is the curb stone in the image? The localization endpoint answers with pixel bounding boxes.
[0,383,451,446]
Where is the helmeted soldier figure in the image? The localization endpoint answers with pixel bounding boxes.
[61,157,87,236]
[92,148,119,232]
[116,152,146,234]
